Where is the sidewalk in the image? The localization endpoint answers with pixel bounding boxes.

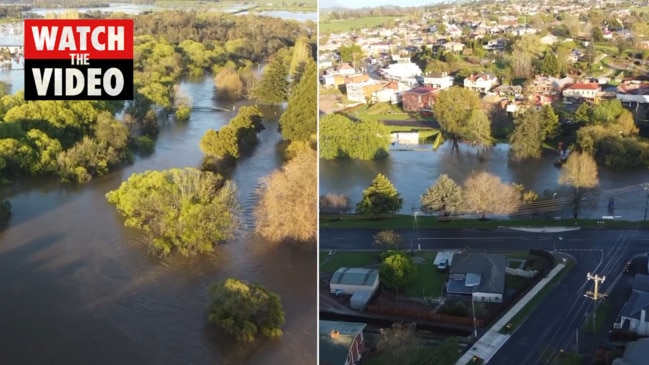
[455,261,567,365]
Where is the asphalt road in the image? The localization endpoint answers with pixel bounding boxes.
[320,227,649,364]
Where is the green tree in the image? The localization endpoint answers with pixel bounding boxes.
[252,54,289,105]
[289,36,313,82]
[573,103,592,124]
[207,278,285,342]
[421,337,462,364]
[433,86,487,151]
[200,106,264,161]
[539,52,560,76]
[319,114,390,160]
[214,65,245,100]
[0,199,10,227]
[339,43,364,69]
[279,58,316,142]
[463,171,521,219]
[420,174,463,216]
[105,168,240,257]
[509,107,552,160]
[356,173,403,216]
[558,152,599,218]
[379,251,417,292]
[373,229,404,251]
[254,150,317,244]
[591,99,624,124]
[592,26,604,42]
[376,322,422,365]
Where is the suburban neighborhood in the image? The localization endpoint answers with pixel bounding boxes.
[319,0,649,364]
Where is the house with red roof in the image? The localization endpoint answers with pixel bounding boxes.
[562,82,601,100]
[402,86,439,112]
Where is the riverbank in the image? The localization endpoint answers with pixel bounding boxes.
[319,214,649,229]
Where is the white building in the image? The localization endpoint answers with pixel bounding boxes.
[614,275,649,336]
[617,81,649,104]
[329,267,380,296]
[381,62,422,81]
[464,73,499,93]
[418,72,454,89]
[562,82,601,100]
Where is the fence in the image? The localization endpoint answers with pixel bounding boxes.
[365,304,485,327]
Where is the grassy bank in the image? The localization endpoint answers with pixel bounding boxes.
[582,301,612,333]
[320,16,396,33]
[500,260,575,333]
[320,214,648,229]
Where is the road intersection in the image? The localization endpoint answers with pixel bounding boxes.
[320,226,649,364]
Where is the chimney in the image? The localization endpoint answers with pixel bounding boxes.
[330,330,340,338]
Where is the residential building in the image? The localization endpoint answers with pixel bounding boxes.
[617,80,649,104]
[320,321,367,365]
[562,82,601,100]
[417,72,454,90]
[337,62,356,75]
[381,62,423,81]
[346,81,386,104]
[527,75,575,96]
[493,84,523,99]
[464,73,499,93]
[401,86,438,112]
[371,81,411,104]
[446,253,507,303]
[614,275,649,336]
[442,41,465,53]
[540,34,558,45]
[612,338,649,365]
[321,74,346,88]
[345,74,370,84]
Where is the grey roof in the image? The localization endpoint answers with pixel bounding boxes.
[319,320,367,365]
[621,275,649,320]
[448,253,506,295]
[331,267,379,287]
[612,338,649,365]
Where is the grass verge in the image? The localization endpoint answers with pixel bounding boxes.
[319,214,649,229]
[582,301,612,333]
[319,251,380,272]
[558,352,583,365]
[499,260,575,333]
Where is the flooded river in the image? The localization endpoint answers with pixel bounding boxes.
[0,75,316,364]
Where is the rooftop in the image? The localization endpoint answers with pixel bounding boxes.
[331,267,379,287]
[405,86,437,94]
[448,253,506,294]
[319,320,367,365]
[566,83,600,90]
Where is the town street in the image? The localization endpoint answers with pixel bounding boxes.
[320,227,649,364]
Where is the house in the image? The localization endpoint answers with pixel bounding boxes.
[320,320,367,365]
[562,82,601,100]
[493,84,523,99]
[613,338,649,365]
[446,253,507,303]
[540,34,558,45]
[617,80,649,104]
[381,62,423,81]
[321,74,347,88]
[464,73,499,93]
[346,81,386,103]
[614,275,649,336]
[337,62,356,75]
[442,41,465,53]
[527,75,575,96]
[446,24,462,38]
[319,56,334,69]
[371,81,411,104]
[401,86,438,112]
[417,72,454,90]
[345,74,370,84]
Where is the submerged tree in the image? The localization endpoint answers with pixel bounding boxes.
[433,86,487,152]
[252,54,289,105]
[254,151,317,244]
[279,58,317,143]
[463,171,521,219]
[558,151,599,218]
[420,174,463,217]
[207,278,285,342]
[356,174,403,216]
[106,168,240,257]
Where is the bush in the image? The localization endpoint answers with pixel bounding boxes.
[175,106,192,122]
[134,136,155,154]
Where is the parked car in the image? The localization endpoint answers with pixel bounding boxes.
[437,259,449,272]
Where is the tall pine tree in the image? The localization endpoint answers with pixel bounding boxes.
[279,58,316,142]
[356,174,403,215]
[252,54,289,105]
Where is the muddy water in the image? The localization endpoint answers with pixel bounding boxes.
[0,76,316,364]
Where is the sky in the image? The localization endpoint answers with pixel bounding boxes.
[320,0,448,9]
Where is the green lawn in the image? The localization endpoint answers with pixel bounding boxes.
[500,260,575,333]
[505,274,530,290]
[582,301,612,333]
[319,214,649,229]
[404,257,446,298]
[319,251,380,272]
[350,103,412,121]
[320,16,397,33]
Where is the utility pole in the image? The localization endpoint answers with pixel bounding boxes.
[471,295,478,339]
[585,273,607,334]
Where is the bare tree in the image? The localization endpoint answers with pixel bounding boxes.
[319,193,351,214]
[373,230,404,251]
[558,152,599,218]
[463,171,521,219]
[255,151,316,244]
[376,322,422,365]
